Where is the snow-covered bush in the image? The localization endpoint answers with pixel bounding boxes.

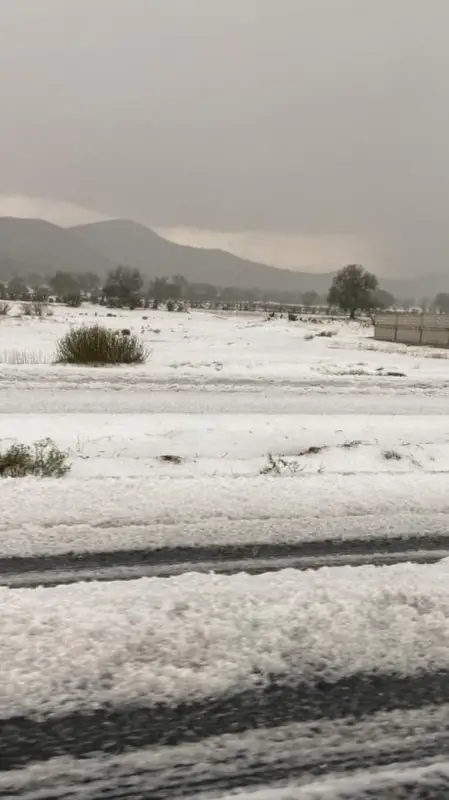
[0,438,70,478]
[55,324,149,365]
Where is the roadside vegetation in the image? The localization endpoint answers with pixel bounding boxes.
[55,324,149,365]
[0,438,70,477]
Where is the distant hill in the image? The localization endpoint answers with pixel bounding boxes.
[71,220,449,298]
[0,254,29,281]
[0,216,447,299]
[70,219,329,293]
[0,217,112,277]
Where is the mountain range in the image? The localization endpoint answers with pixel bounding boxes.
[0,216,446,299]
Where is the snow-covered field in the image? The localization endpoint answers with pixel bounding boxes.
[2,304,449,798]
[2,304,449,552]
[2,304,449,414]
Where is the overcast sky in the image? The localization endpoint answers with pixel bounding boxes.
[0,0,448,275]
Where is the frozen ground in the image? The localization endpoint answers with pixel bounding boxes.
[1,305,449,414]
[2,305,449,555]
[2,560,449,719]
[3,474,449,557]
[2,304,449,796]
[4,413,449,479]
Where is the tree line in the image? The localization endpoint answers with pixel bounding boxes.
[1,263,447,317]
[0,266,326,309]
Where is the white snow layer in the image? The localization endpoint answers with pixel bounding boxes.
[1,472,449,556]
[3,412,449,556]
[3,413,449,479]
[2,561,449,718]
[2,306,449,415]
[1,305,449,384]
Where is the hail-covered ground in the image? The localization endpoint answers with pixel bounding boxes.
[1,303,449,799]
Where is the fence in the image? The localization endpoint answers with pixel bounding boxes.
[375,313,449,347]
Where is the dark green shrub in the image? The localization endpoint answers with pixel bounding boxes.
[0,438,70,477]
[56,324,149,365]
[64,292,82,307]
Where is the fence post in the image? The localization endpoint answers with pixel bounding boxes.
[419,312,424,345]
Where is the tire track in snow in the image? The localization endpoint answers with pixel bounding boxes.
[3,538,449,797]
[1,533,449,587]
[4,386,449,415]
[3,568,449,799]
[3,567,449,797]
[2,708,449,798]
[3,671,449,771]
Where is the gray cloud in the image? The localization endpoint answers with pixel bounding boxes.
[0,0,448,275]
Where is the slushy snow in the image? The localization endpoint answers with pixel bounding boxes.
[2,560,449,718]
